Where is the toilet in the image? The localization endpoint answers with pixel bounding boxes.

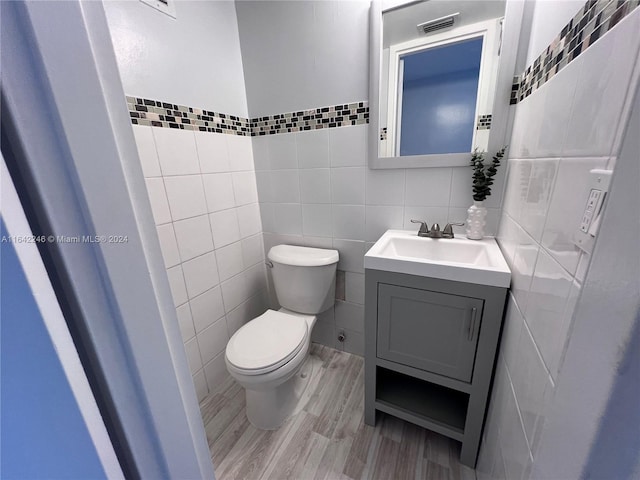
[225,244,339,430]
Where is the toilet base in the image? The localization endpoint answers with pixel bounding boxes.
[245,354,321,430]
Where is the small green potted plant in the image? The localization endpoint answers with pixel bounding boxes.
[466,147,506,239]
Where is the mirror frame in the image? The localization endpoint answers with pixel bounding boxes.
[368,0,526,169]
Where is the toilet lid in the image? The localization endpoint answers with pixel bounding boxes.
[226,310,307,374]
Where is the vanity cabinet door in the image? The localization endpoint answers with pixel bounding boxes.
[376,283,484,382]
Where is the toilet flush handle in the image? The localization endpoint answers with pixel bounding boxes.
[265,260,274,268]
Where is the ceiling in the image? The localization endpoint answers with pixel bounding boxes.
[383,0,506,48]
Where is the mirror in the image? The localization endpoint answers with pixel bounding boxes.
[369,0,517,169]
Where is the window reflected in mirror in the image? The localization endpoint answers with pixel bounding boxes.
[378,0,506,162]
[398,37,483,156]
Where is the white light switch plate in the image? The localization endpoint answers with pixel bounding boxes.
[573,169,612,254]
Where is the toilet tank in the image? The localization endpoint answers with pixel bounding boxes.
[268,245,339,314]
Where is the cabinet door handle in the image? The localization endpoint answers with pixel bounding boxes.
[468,307,477,341]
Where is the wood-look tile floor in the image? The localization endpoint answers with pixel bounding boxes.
[200,344,476,480]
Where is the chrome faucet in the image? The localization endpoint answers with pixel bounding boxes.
[411,220,464,238]
[410,220,430,237]
[442,222,465,238]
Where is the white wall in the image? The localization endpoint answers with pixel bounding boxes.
[477,6,640,480]
[235,0,370,117]
[133,126,269,400]
[104,0,249,116]
[525,0,583,66]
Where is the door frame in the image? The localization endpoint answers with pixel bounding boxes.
[1,2,214,478]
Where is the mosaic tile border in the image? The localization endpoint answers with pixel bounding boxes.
[380,127,388,141]
[127,96,252,135]
[514,0,640,104]
[510,76,521,105]
[379,113,491,140]
[476,114,492,130]
[253,102,369,135]
[126,96,369,136]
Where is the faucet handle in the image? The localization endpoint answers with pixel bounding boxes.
[410,219,429,237]
[443,222,465,238]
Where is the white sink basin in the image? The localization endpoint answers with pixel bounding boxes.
[365,230,511,288]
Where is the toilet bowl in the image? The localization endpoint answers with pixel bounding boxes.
[225,244,338,430]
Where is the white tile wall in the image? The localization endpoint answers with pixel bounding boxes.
[145,178,172,225]
[365,205,403,242]
[331,167,365,204]
[272,203,302,235]
[302,204,333,237]
[345,272,365,305]
[517,160,558,243]
[267,134,298,170]
[365,169,405,206]
[329,124,366,167]
[182,252,219,299]
[163,175,208,221]
[221,272,250,312]
[562,11,640,157]
[203,351,228,395]
[156,223,181,268]
[404,168,453,207]
[190,286,225,333]
[483,8,640,480]
[524,250,573,374]
[202,173,236,212]
[271,170,301,203]
[197,317,229,365]
[297,129,329,168]
[510,318,552,449]
[232,171,258,205]
[209,209,241,248]
[332,205,365,240]
[227,135,254,171]
[540,157,608,275]
[195,131,229,173]
[173,215,215,261]
[215,242,245,282]
[166,265,188,306]
[176,303,196,342]
[153,128,200,176]
[335,300,364,333]
[300,169,331,204]
[184,337,203,374]
[132,126,161,177]
[236,204,262,238]
[245,263,268,294]
[136,125,268,398]
[241,234,264,268]
[192,370,209,402]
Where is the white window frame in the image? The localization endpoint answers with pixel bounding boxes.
[383,18,501,158]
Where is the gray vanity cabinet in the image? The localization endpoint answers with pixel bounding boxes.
[377,284,484,382]
[365,269,507,467]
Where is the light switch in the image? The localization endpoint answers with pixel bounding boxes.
[580,189,602,233]
[573,170,613,254]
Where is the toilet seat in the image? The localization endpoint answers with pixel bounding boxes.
[226,310,308,375]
